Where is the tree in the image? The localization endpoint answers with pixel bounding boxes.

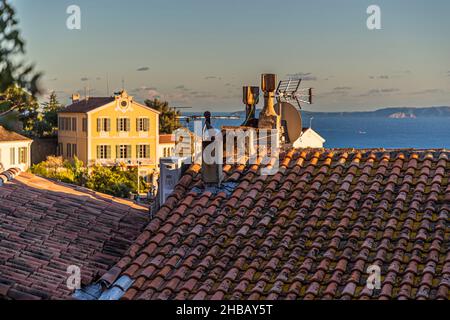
[40,91,63,134]
[0,0,42,116]
[0,85,39,134]
[144,98,181,134]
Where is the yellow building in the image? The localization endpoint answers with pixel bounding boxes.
[57,90,160,180]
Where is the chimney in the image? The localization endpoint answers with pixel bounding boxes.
[258,74,280,130]
[71,93,81,103]
[159,157,188,205]
[201,111,223,186]
[241,86,259,127]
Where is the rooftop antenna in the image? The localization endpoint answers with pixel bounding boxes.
[106,73,110,96]
[273,77,314,144]
[275,78,314,109]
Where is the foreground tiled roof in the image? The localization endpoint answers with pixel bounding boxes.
[59,97,115,113]
[0,126,32,142]
[103,149,449,300]
[0,170,150,300]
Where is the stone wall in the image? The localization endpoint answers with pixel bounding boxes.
[31,137,57,165]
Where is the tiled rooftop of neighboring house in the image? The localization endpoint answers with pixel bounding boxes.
[59,97,115,113]
[0,169,150,300]
[159,134,175,144]
[99,149,449,300]
[0,126,32,142]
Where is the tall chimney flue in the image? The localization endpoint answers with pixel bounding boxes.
[258,74,279,129]
[242,86,259,127]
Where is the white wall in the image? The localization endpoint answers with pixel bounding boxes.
[158,143,176,161]
[0,141,32,172]
[293,129,325,149]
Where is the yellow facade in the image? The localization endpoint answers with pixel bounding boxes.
[58,91,160,179]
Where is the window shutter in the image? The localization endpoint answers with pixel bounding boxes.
[117,118,120,132]
[97,118,101,132]
[127,145,132,158]
[116,145,120,159]
[106,146,111,159]
[126,119,131,132]
[106,119,111,132]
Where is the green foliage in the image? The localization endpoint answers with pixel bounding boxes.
[0,88,62,137]
[31,156,148,199]
[0,86,39,134]
[39,91,63,136]
[0,0,42,102]
[144,98,181,134]
[30,156,77,184]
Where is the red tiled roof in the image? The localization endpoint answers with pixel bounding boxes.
[104,149,449,300]
[0,171,150,300]
[160,134,175,144]
[0,126,32,142]
[59,97,115,113]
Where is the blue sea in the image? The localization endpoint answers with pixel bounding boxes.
[184,113,450,149]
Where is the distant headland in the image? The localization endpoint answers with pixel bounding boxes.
[232,106,450,118]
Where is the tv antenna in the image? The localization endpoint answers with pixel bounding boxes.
[275,78,313,109]
[273,77,314,144]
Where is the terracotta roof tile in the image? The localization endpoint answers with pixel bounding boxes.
[95,149,449,300]
[0,171,149,300]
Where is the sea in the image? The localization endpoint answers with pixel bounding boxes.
[183,112,450,149]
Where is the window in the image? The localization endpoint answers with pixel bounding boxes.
[58,143,63,156]
[72,118,77,131]
[117,145,131,159]
[82,118,87,132]
[97,145,111,159]
[137,118,149,132]
[59,117,68,131]
[72,144,77,158]
[19,147,27,164]
[117,118,131,132]
[67,143,72,158]
[137,144,150,159]
[97,118,111,132]
[10,147,15,165]
[61,117,71,131]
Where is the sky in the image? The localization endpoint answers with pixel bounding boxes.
[12,0,450,112]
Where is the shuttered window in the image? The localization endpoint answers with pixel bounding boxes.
[10,147,15,165]
[137,118,149,132]
[137,144,150,159]
[97,118,111,132]
[117,118,131,132]
[117,145,132,159]
[82,118,87,132]
[97,145,111,159]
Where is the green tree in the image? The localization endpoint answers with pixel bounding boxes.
[0,85,39,134]
[144,98,181,134]
[0,0,42,113]
[40,91,63,135]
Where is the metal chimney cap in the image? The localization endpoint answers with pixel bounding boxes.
[261,74,277,93]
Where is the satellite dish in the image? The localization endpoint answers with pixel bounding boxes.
[275,102,302,143]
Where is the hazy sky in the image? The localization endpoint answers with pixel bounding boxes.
[12,0,450,112]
